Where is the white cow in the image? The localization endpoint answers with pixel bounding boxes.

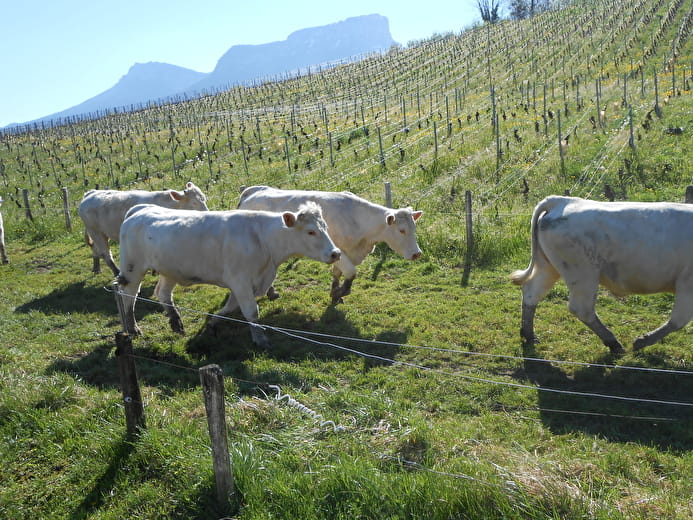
[511,195,693,354]
[238,186,423,304]
[0,197,7,264]
[78,182,208,275]
[116,202,341,348]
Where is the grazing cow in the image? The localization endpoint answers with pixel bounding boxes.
[511,195,693,354]
[116,202,341,348]
[78,182,208,275]
[0,197,8,264]
[238,186,423,304]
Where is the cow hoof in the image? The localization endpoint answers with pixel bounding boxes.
[254,338,271,350]
[267,287,280,301]
[606,341,626,356]
[169,319,185,335]
[632,336,649,351]
[331,296,344,306]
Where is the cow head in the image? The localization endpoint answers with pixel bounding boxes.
[383,207,423,260]
[283,202,341,264]
[170,181,209,211]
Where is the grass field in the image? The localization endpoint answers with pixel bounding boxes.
[1,0,692,518]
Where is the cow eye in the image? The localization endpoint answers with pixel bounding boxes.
[308,230,317,236]
[399,229,406,235]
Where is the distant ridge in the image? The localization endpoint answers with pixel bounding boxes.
[37,62,207,123]
[191,14,394,92]
[10,14,394,129]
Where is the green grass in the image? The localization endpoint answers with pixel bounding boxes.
[1,229,691,519]
[1,0,693,517]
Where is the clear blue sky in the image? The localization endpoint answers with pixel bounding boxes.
[0,0,481,128]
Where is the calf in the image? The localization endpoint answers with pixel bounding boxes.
[0,197,7,264]
[78,182,208,275]
[238,186,423,304]
[116,202,340,348]
[511,195,693,354]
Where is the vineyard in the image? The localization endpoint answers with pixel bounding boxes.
[1,0,692,518]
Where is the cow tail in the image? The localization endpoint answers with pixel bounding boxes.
[510,196,560,286]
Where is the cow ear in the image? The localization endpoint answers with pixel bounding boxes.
[170,190,185,201]
[386,212,396,226]
[412,210,423,221]
[282,211,297,228]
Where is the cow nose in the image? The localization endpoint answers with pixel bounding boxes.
[411,251,422,260]
[330,249,341,263]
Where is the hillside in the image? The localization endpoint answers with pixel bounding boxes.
[0,0,692,518]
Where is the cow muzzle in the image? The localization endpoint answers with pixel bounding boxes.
[410,251,422,261]
[327,249,341,264]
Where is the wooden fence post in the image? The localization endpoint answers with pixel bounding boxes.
[61,187,72,231]
[112,283,146,437]
[114,332,146,437]
[22,189,33,221]
[199,364,234,509]
[685,186,693,204]
[377,127,386,170]
[628,106,636,151]
[384,182,392,208]
[433,121,438,160]
[654,68,662,117]
[557,111,566,178]
[462,190,474,286]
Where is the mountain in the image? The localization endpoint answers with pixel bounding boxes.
[42,62,207,122]
[15,14,394,128]
[191,14,394,92]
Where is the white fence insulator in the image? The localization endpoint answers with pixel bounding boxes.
[268,384,345,433]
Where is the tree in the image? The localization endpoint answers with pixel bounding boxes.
[509,0,529,19]
[476,0,501,23]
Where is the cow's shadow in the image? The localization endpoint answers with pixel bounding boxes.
[186,303,405,371]
[47,299,407,396]
[15,281,116,315]
[513,341,693,450]
[15,280,159,324]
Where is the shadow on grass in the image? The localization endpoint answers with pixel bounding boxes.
[45,339,200,391]
[69,436,135,520]
[47,300,408,396]
[516,341,693,451]
[67,435,236,520]
[14,280,156,318]
[186,304,405,369]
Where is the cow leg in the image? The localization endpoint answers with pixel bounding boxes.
[217,284,269,348]
[330,273,342,303]
[566,282,624,355]
[518,264,560,344]
[634,286,693,350]
[0,242,7,264]
[88,232,119,275]
[330,256,357,304]
[155,276,184,334]
[116,275,143,336]
[104,255,120,277]
[266,286,280,301]
[519,303,539,345]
